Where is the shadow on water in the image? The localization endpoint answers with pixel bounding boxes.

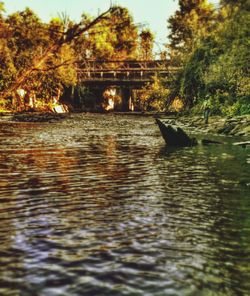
[0,114,249,295]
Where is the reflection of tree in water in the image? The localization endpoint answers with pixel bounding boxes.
[0,131,158,265]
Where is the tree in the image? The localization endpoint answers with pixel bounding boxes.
[82,6,138,60]
[165,0,218,107]
[0,2,17,109]
[0,6,116,109]
[139,29,154,60]
[167,0,216,64]
[137,75,170,111]
[109,6,138,59]
[202,0,250,114]
[166,0,250,114]
[178,37,218,106]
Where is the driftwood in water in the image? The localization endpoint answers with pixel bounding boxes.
[201,139,223,145]
[233,141,250,148]
[155,118,197,147]
[155,118,223,147]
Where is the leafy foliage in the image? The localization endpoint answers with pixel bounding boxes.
[139,30,154,60]
[73,6,139,61]
[168,0,215,64]
[165,0,250,115]
[2,0,247,115]
[0,3,152,111]
[138,76,170,111]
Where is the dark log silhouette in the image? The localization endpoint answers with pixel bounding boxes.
[155,118,197,147]
[155,118,223,147]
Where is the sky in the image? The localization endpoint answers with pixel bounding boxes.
[3,0,220,54]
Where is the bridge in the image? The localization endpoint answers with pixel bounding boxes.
[76,59,177,85]
[74,59,177,111]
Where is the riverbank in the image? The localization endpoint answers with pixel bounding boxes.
[0,111,249,138]
[158,114,250,138]
[0,112,67,123]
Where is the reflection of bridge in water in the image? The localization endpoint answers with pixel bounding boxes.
[75,60,178,111]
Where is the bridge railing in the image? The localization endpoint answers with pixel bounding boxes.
[76,59,178,82]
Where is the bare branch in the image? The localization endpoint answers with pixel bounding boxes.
[33,58,76,71]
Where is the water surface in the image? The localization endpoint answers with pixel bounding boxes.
[0,114,249,296]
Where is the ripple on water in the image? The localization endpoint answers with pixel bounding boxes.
[0,114,249,295]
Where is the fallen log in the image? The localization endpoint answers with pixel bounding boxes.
[155,118,197,147]
[233,141,250,148]
[155,118,224,147]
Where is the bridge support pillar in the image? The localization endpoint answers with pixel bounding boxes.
[121,87,132,111]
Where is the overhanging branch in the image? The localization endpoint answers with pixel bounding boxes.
[0,6,114,99]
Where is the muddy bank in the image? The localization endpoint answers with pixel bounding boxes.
[159,115,250,138]
[0,112,67,122]
[0,111,249,138]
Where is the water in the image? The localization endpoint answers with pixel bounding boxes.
[0,113,249,296]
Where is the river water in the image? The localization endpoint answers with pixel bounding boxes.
[0,113,249,296]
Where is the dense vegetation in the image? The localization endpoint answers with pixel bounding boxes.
[0,0,249,115]
[0,3,154,111]
[165,0,250,115]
